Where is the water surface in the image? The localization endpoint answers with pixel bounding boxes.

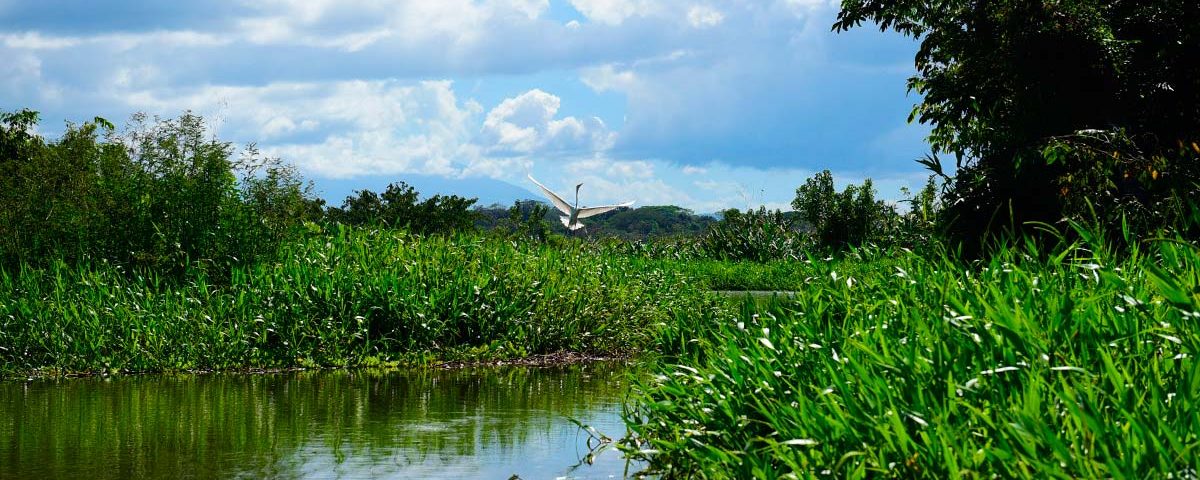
[0,364,639,479]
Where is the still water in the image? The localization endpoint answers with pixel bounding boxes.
[0,364,641,479]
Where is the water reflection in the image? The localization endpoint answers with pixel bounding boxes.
[0,364,639,479]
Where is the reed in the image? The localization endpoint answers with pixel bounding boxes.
[0,228,709,376]
[625,235,1200,478]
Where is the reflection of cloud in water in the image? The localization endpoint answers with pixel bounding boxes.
[0,363,642,479]
[275,399,633,478]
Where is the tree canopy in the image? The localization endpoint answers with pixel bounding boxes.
[835,0,1200,246]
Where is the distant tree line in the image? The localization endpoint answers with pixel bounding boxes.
[0,107,721,273]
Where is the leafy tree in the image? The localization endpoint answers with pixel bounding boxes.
[835,0,1200,246]
[494,200,553,242]
[328,182,479,235]
[0,109,321,273]
[792,170,897,250]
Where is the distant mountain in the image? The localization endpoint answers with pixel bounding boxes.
[312,174,540,207]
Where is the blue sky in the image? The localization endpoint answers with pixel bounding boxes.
[0,0,930,212]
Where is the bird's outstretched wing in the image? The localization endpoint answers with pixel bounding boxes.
[576,201,634,219]
[527,175,573,215]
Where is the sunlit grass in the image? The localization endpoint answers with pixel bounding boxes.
[625,236,1200,478]
[0,228,710,376]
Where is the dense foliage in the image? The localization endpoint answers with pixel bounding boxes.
[326,181,479,235]
[626,231,1200,478]
[700,208,806,262]
[0,230,712,375]
[835,0,1200,248]
[792,170,893,250]
[0,109,321,274]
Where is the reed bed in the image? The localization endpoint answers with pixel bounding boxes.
[0,228,709,376]
[625,238,1200,478]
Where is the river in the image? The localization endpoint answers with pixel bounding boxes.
[1,363,641,479]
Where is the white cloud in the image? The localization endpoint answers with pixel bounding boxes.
[579,64,637,93]
[782,0,840,14]
[111,79,485,178]
[606,159,654,178]
[0,32,80,49]
[686,5,724,28]
[481,89,615,155]
[0,0,926,212]
[567,0,658,25]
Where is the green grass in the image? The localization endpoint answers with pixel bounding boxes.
[624,238,1200,478]
[0,228,711,377]
[6,223,1199,477]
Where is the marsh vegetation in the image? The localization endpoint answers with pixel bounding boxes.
[3,0,1200,477]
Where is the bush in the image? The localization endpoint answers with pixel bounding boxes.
[791,170,899,251]
[492,200,554,242]
[0,109,320,274]
[326,182,479,235]
[700,207,805,262]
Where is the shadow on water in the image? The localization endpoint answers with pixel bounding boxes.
[0,363,642,479]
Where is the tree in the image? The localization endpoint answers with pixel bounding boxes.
[792,170,896,250]
[835,0,1200,246]
[328,182,479,235]
[0,109,321,273]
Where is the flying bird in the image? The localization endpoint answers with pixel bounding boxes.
[528,174,634,231]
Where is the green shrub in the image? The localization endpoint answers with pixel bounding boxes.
[700,207,805,262]
[0,109,321,274]
[791,170,901,251]
[326,181,479,235]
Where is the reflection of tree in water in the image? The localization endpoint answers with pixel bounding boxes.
[0,364,631,479]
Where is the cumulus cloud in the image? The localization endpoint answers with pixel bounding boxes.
[105,79,483,178]
[481,89,614,155]
[579,64,637,93]
[0,0,929,212]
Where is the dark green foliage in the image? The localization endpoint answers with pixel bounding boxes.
[0,109,321,274]
[578,205,715,239]
[700,207,806,262]
[474,203,714,240]
[1044,130,1200,240]
[835,0,1200,248]
[491,200,554,242]
[326,181,479,235]
[792,170,897,250]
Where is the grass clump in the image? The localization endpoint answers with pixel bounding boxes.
[624,237,1200,478]
[0,229,709,377]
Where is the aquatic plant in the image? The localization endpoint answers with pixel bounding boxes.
[0,229,709,376]
[626,232,1200,478]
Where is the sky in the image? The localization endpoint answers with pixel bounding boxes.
[0,0,931,212]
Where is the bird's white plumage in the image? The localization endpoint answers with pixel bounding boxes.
[527,174,634,231]
[577,202,635,219]
[527,175,574,215]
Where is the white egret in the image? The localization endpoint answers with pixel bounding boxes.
[527,174,634,231]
